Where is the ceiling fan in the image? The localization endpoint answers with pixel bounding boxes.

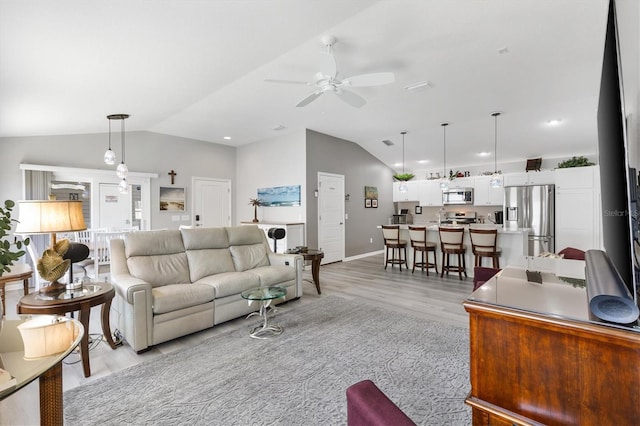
[265,35,395,108]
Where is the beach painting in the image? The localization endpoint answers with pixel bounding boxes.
[160,187,186,211]
[257,185,301,207]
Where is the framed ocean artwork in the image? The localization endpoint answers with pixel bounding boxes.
[257,185,301,207]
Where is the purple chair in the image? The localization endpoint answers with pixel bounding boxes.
[346,380,416,426]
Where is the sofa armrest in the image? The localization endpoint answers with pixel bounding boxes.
[346,380,416,426]
[268,253,304,297]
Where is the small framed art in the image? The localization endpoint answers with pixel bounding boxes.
[371,199,378,208]
[365,198,372,208]
[160,187,186,211]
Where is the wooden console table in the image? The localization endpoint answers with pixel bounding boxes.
[464,268,640,425]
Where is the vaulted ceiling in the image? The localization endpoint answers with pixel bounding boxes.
[0,0,610,175]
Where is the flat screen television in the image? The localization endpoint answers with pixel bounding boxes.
[597,0,638,300]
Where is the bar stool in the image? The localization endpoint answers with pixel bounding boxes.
[408,226,438,275]
[381,225,408,270]
[469,228,501,268]
[438,227,467,279]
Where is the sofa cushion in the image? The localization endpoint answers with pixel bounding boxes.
[185,248,236,282]
[128,253,191,287]
[229,244,270,272]
[558,247,586,260]
[125,230,185,257]
[196,271,260,298]
[226,225,265,246]
[246,265,295,287]
[181,227,229,250]
[152,283,215,314]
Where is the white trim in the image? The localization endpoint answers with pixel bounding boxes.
[20,163,158,179]
[344,250,384,262]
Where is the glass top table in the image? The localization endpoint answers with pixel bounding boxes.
[240,286,287,339]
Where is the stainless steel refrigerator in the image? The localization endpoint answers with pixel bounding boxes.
[504,185,555,256]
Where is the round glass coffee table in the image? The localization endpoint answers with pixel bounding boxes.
[240,286,287,339]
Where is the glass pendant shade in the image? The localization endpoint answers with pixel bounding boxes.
[399,182,408,193]
[118,179,129,194]
[116,162,128,179]
[103,148,116,165]
[490,173,502,188]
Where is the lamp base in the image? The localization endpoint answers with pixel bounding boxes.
[39,281,66,296]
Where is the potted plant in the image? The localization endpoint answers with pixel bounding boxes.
[557,156,595,168]
[0,200,29,276]
[393,173,415,182]
[249,198,264,223]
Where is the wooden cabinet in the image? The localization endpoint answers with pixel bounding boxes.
[464,269,640,425]
[473,176,504,206]
[503,170,555,186]
[419,180,443,206]
[392,181,420,202]
[555,166,601,251]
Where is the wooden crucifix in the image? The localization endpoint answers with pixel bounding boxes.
[168,170,177,184]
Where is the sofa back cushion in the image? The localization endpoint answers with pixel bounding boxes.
[226,226,270,271]
[124,230,191,286]
[181,226,236,281]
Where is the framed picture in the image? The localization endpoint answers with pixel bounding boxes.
[257,185,301,207]
[415,206,422,214]
[160,187,186,211]
[364,186,378,200]
[365,198,372,208]
[371,199,378,208]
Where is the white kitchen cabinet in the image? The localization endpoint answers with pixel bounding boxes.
[448,177,474,189]
[555,166,601,251]
[474,176,504,206]
[393,181,421,202]
[503,170,555,187]
[420,180,443,206]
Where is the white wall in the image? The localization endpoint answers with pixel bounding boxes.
[235,130,306,224]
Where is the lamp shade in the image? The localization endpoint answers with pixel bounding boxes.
[17,315,79,359]
[15,200,87,234]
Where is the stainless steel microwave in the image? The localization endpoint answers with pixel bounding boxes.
[442,188,474,205]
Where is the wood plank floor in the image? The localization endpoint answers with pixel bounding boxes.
[0,254,473,425]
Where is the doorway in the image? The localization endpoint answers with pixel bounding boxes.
[317,172,345,264]
[192,177,231,227]
[98,183,133,229]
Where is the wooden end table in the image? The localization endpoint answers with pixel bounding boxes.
[17,283,117,377]
[0,264,33,316]
[301,249,324,294]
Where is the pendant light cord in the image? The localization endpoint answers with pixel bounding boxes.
[401,131,406,174]
[441,122,448,177]
[108,119,112,150]
[492,112,501,173]
[121,118,126,164]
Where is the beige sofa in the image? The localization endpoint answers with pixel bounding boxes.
[109,225,303,352]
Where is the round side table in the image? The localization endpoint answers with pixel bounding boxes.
[17,283,117,377]
[241,286,287,339]
[301,249,324,294]
[0,264,32,316]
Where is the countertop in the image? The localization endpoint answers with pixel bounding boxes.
[378,223,530,234]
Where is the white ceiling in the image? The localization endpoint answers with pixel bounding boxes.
[0,0,610,175]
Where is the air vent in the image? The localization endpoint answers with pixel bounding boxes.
[404,80,433,92]
[382,139,394,146]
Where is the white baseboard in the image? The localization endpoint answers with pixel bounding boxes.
[344,250,384,262]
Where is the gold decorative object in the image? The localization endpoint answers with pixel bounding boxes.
[37,239,71,283]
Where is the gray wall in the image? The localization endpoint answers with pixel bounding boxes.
[306,129,395,257]
[0,131,236,229]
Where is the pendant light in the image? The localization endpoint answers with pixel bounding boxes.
[118,178,129,194]
[490,112,502,188]
[112,114,129,179]
[103,118,116,165]
[399,131,408,193]
[440,122,449,190]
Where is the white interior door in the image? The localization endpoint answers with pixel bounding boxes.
[98,183,132,229]
[318,172,345,264]
[192,177,231,227]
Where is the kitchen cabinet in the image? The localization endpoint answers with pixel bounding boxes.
[447,177,474,189]
[392,181,420,202]
[419,180,443,206]
[555,165,601,251]
[473,176,504,206]
[503,170,555,186]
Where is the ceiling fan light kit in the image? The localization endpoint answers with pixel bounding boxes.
[266,35,395,108]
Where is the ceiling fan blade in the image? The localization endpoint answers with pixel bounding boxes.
[336,89,366,108]
[264,78,312,86]
[342,72,395,87]
[296,91,323,107]
[318,52,337,78]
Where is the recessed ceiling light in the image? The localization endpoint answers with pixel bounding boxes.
[546,119,563,126]
[394,162,402,167]
[223,136,231,140]
[477,152,491,157]
[417,160,428,164]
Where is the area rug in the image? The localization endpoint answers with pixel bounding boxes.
[64,296,471,425]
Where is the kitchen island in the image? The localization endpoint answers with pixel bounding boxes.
[378,224,528,277]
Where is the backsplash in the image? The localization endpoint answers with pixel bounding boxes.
[394,202,502,225]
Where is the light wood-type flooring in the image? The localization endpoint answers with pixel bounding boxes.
[0,253,473,425]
